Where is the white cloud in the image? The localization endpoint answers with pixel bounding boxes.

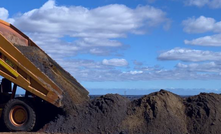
[129,70,143,75]
[185,0,209,7]
[53,58,221,81]
[102,58,128,66]
[182,16,221,33]
[11,0,168,36]
[89,48,108,55]
[6,0,169,59]
[176,62,221,72]
[210,0,221,8]
[185,34,221,46]
[185,0,221,8]
[0,8,9,21]
[183,16,221,47]
[123,70,143,75]
[158,48,221,62]
[75,38,122,47]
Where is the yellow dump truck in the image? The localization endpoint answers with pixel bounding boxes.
[0,20,89,131]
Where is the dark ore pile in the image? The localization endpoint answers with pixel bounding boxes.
[46,94,130,134]
[184,93,221,134]
[42,90,221,134]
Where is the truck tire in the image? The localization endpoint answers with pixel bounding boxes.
[3,99,36,131]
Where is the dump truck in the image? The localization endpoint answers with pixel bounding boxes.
[0,19,89,131]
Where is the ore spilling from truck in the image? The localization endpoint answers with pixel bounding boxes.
[15,46,89,106]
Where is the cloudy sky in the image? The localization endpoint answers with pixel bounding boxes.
[1,0,221,95]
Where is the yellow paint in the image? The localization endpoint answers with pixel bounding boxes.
[0,20,63,107]
[0,59,19,77]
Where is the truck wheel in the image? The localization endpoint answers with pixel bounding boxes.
[3,99,36,131]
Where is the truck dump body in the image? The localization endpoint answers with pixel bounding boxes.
[0,20,89,107]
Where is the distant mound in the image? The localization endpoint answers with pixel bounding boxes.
[122,90,188,134]
[184,93,221,134]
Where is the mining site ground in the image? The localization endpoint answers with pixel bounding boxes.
[1,90,221,134]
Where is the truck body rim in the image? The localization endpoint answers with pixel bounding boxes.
[9,105,28,127]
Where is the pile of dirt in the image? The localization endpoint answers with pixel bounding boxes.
[122,90,188,134]
[42,90,221,134]
[46,94,130,133]
[184,93,221,134]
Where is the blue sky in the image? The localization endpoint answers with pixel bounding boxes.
[1,0,221,95]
